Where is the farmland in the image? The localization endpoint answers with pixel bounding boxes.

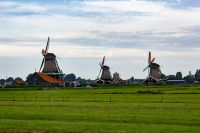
[0,85,200,133]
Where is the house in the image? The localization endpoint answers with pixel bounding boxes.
[26,72,65,87]
[15,79,25,86]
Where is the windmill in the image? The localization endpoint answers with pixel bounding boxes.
[143,52,161,84]
[97,56,112,83]
[39,37,64,80]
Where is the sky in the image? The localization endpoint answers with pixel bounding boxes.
[0,0,200,80]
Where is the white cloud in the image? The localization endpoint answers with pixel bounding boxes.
[176,0,182,4]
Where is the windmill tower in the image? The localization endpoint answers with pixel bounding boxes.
[97,56,112,84]
[143,52,161,84]
[39,37,64,80]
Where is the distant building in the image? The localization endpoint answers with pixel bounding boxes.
[4,78,14,87]
[15,79,25,86]
[26,72,65,87]
[112,72,123,84]
[189,71,192,76]
[188,71,195,79]
[4,81,13,87]
[166,80,186,84]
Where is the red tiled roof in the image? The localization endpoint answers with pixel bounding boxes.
[15,79,25,85]
[36,72,64,84]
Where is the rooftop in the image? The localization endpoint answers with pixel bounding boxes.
[36,72,64,84]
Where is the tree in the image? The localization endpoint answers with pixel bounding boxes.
[15,77,23,81]
[160,73,166,79]
[0,79,5,85]
[167,75,176,80]
[184,75,194,83]
[6,77,14,82]
[64,73,76,82]
[176,72,182,80]
[195,69,200,81]
[130,76,134,84]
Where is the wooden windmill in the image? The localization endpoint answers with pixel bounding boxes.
[26,37,65,87]
[143,52,161,84]
[39,37,64,80]
[97,56,112,84]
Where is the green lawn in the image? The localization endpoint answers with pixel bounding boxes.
[0,85,200,133]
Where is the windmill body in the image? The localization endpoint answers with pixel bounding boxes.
[143,52,161,84]
[149,63,160,80]
[42,53,61,73]
[100,65,112,81]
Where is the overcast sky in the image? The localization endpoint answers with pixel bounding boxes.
[0,0,200,80]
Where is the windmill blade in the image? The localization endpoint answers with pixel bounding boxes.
[99,63,102,67]
[39,58,45,72]
[143,65,149,72]
[101,56,105,66]
[55,59,61,73]
[149,58,155,64]
[45,37,50,54]
[148,51,152,64]
[98,68,102,78]
[143,58,155,72]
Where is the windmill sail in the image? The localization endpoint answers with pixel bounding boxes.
[45,37,50,54]
[148,51,151,64]
[39,58,45,72]
[143,57,155,72]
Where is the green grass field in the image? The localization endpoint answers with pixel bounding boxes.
[0,85,200,133]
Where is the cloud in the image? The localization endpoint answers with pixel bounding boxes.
[177,0,181,3]
[0,0,200,79]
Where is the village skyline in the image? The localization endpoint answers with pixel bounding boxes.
[0,0,200,80]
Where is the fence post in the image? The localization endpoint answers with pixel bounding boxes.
[12,96,15,101]
[63,96,64,102]
[160,95,164,103]
[110,96,111,102]
[36,96,37,101]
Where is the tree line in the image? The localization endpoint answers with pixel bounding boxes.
[1,69,200,86]
[160,69,200,83]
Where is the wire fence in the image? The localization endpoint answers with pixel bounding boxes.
[0,95,115,102]
[0,95,199,103]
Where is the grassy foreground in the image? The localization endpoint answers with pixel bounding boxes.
[0,85,200,133]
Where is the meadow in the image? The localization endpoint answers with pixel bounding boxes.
[0,85,200,133]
